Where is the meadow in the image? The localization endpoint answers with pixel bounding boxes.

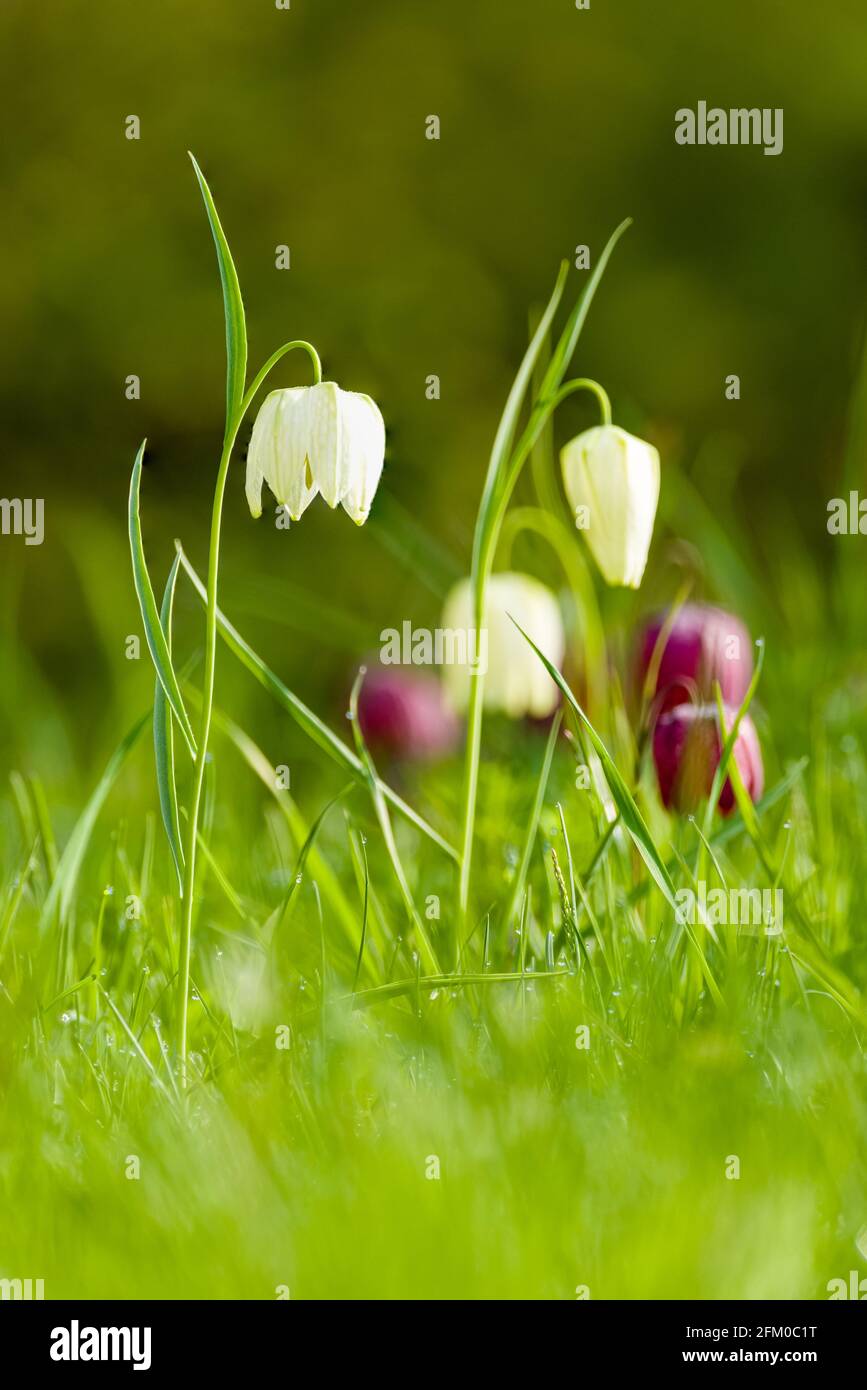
[2,148,866,1304]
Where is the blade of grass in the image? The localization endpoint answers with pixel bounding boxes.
[154,554,185,892]
[351,826,371,992]
[512,620,676,907]
[348,669,441,975]
[129,443,196,757]
[513,618,723,1007]
[195,829,246,918]
[175,541,457,862]
[698,640,766,866]
[625,757,810,910]
[501,710,562,934]
[40,712,150,931]
[273,784,354,939]
[0,837,38,967]
[346,968,571,1010]
[98,982,175,1105]
[205,700,361,958]
[27,774,59,881]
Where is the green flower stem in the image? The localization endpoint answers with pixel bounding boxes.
[241,341,322,413]
[456,377,611,925]
[175,339,320,1083]
[553,377,611,425]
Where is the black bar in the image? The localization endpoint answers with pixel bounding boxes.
[3,1298,863,1373]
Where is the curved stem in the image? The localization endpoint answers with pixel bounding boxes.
[175,339,320,1084]
[241,340,322,414]
[478,378,610,610]
[549,377,611,426]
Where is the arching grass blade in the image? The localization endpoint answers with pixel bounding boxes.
[128,443,197,758]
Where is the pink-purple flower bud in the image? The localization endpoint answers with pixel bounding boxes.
[357,668,460,761]
[652,703,764,816]
[636,603,753,715]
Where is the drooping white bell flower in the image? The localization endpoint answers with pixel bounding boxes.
[441,572,565,719]
[560,425,660,588]
[246,382,385,525]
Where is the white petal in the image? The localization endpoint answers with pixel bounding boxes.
[622,435,660,586]
[273,389,318,520]
[492,574,564,717]
[339,392,385,525]
[306,381,342,508]
[245,390,280,518]
[440,573,563,718]
[247,388,318,521]
[561,426,659,588]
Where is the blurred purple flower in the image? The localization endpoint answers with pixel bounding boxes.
[357,668,460,761]
[652,703,764,817]
[636,602,753,714]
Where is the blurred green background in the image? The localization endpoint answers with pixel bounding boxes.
[1,0,866,787]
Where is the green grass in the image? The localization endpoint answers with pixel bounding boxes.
[1,554,865,1299]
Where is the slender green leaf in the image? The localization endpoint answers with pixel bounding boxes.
[28,774,60,880]
[350,823,371,991]
[501,710,562,931]
[175,542,458,862]
[98,983,176,1105]
[189,152,248,429]
[154,554,185,892]
[472,261,569,589]
[701,639,765,847]
[204,699,361,956]
[128,443,197,757]
[40,713,150,930]
[194,829,246,919]
[513,619,677,907]
[0,836,38,966]
[625,758,809,909]
[274,784,354,938]
[515,622,724,1006]
[540,217,632,399]
[347,968,570,1011]
[348,669,441,975]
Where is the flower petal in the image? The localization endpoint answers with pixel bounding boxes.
[561,426,659,589]
[339,392,385,525]
[273,389,318,520]
[441,572,563,718]
[306,381,342,508]
[247,388,318,521]
[245,390,280,518]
